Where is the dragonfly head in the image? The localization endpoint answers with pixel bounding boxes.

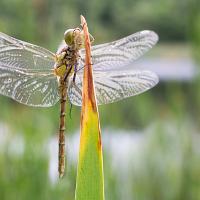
[64,29,76,46]
[64,28,94,48]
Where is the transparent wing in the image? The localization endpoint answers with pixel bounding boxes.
[0,32,59,107]
[78,30,158,71]
[68,70,159,106]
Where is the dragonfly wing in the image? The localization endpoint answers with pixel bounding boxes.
[0,32,55,70]
[79,30,158,72]
[0,32,59,107]
[68,70,159,106]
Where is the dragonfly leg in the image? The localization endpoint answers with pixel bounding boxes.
[75,61,93,73]
[80,22,86,30]
[64,65,72,82]
[71,81,82,97]
[69,103,73,119]
[73,73,76,83]
[73,64,78,83]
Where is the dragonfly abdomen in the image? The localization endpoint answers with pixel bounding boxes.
[58,80,68,178]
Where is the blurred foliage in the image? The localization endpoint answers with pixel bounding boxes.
[130,121,200,200]
[0,0,193,50]
[188,0,200,62]
[102,120,200,200]
[0,0,200,200]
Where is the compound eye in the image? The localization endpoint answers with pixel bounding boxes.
[64,29,74,46]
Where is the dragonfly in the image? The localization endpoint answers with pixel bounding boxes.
[0,27,159,178]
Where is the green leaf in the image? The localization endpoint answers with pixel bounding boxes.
[75,16,104,200]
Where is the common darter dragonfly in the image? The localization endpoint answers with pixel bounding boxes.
[0,27,159,177]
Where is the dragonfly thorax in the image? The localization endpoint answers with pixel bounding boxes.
[54,45,80,78]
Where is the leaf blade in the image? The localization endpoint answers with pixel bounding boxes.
[75,16,104,200]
